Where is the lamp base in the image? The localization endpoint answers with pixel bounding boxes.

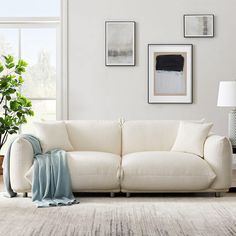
[229,109,236,146]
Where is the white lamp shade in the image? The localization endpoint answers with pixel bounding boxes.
[217,81,236,107]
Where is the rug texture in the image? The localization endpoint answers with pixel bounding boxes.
[0,193,236,236]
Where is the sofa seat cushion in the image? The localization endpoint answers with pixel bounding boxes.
[67,151,121,191]
[121,151,216,191]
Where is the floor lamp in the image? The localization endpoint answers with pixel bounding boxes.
[217,81,236,146]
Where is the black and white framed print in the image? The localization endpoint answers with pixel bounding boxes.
[184,14,214,38]
[105,21,135,66]
[148,44,193,104]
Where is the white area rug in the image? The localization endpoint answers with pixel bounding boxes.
[0,193,236,236]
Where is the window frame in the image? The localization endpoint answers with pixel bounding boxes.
[0,0,68,119]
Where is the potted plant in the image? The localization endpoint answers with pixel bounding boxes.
[0,55,34,174]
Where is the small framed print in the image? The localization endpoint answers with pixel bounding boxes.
[148,44,193,104]
[184,14,214,38]
[105,21,135,66]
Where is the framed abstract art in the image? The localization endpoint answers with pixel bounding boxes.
[148,44,193,104]
[105,21,136,66]
[184,14,214,38]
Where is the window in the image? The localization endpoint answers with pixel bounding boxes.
[0,0,66,134]
[0,1,68,155]
[0,23,59,133]
[1,0,60,17]
[24,26,58,132]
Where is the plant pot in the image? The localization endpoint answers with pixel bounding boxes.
[0,155,4,175]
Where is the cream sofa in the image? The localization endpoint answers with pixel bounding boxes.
[9,120,232,197]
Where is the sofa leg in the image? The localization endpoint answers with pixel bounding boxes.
[23,192,28,198]
[110,192,115,198]
[126,192,131,198]
[215,192,223,197]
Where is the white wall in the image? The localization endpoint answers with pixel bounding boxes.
[68,0,236,136]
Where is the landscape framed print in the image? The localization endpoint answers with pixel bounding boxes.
[148,44,193,104]
[105,21,135,66]
[184,14,214,38]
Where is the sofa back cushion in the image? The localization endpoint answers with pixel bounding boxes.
[65,120,121,155]
[33,121,73,153]
[122,120,180,155]
[171,121,213,157]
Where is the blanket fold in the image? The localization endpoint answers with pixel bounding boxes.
[33,149,78,207]
[3,134,78,207]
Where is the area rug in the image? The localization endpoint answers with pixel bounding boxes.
[0,193,236,236]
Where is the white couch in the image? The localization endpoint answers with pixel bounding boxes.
[9,120,232,196]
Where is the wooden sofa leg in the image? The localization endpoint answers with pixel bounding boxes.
[215,192,223,197]
[23,192,28,198]
[126,192,131,198]
[110,192,115,198]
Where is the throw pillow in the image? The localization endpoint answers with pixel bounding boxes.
[171,121,213,157]
[33,121,73,153]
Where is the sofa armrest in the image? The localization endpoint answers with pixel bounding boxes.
[10,137,34,192]
[204,135,232,190]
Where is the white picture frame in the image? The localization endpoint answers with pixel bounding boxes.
[105,21,135,66]
[184,14,214,38]
[148,44,193,104]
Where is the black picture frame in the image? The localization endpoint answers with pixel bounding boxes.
[184,14,214,38]
[105,21,136,66]
[148,44,193,104]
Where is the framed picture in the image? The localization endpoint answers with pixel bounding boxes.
[148,44,193,104]
[105,21,135,66]
[184,14,214,38]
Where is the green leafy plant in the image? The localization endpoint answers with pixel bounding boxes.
[0,55,34,150]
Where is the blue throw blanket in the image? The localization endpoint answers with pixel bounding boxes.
[3,135,78,207]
